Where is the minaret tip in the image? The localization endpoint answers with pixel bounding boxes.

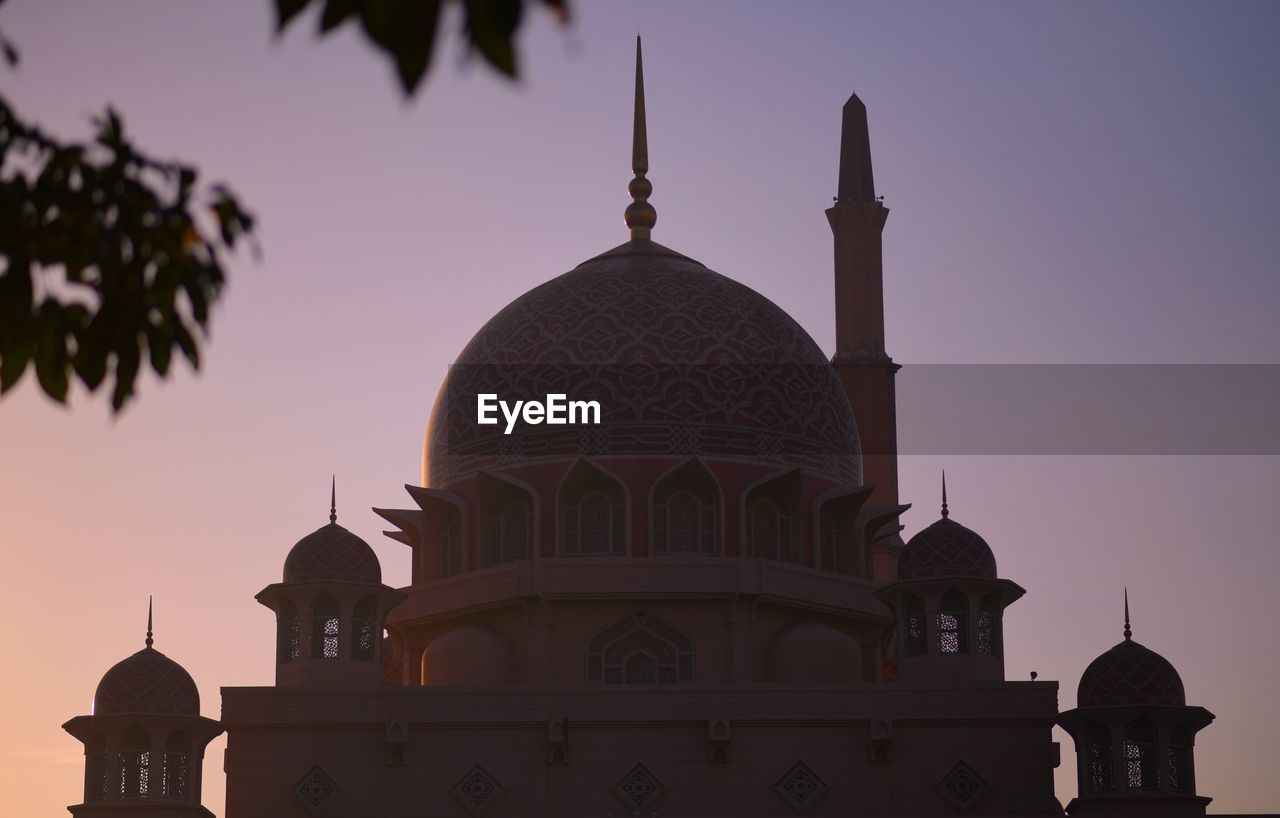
[624,35,656,240]
[145,595,154,649]
[940,470,949,519]
[330,475,337,525]
[836,87,876,203]
[1123,588,1132,641]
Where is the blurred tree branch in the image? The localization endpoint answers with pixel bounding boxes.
[1,0,563,410]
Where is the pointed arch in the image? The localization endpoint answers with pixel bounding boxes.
[310,592,340,660]
[651,458,720,555]
[1086,722,1114,793]
[937,588,969,655]
[904,593,927,657]
[742,470,801,562]
[351,595,378,662]
[1123,717,1159,790]
[120,724,150,798]
[479,471,538,566]
[276,598,301,664]
[587,610,694,684]
[558,459,628,556]
[161,729,190,800]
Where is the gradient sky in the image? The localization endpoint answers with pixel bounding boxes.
[2,1,1278,814]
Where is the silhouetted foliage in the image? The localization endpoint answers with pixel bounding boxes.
[0,100,256,410]
[1,0,559,410]
[274,0,571,93]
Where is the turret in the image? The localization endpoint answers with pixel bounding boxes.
[62,601,223,817]
[1057,593,1214,815]
[874,476,1024,684]
[256,480,405,687]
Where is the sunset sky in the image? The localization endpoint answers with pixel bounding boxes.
[2,1,1278,814]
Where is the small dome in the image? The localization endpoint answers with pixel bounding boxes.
[1077,639,1185,707]
[898,516,997,580]
[284,523,381,585]
[94,647,200,717]
[767,621,862,683]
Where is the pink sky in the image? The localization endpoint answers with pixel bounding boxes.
[1,1,1278,814]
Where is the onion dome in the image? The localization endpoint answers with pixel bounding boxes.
[283,480,382,584]
[93,601,200,716]
[897,475,997,580]
[1077,591,1186,707]
[422,37,859,489]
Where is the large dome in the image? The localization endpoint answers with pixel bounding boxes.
[1077,638,1186,707]
[425,242,861,487]
[94,647,200,717]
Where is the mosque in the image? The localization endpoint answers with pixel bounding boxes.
[62,40,1260,818]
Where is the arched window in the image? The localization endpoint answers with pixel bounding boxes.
[904,594,927,657]
[1086,722,1114,793]
[277,599,300,663]
[442,515,462,578]
[937,589,969,655]
[310,593,340,660]
[85,732,107,802]
[1123,718,1159,790]
[351,596,377,662]
[749,498,789,560]
[653,461,718,555]
[560,462,626,556]
[161,730,189,801]
[120,725,150,798]
[1169,725,1192,793]
[976,592,1002,657]
[486,497,532,565]
[587,611,694,684]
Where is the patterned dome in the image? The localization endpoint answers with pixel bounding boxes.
[94,647,200,717]
[284,523,382,584]
[898,516,997,580]
[1077,639,1186,707]
[424,243,861,486]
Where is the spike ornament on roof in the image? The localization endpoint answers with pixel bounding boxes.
[624,35,657,241]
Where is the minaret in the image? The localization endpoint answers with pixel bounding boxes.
[827,92,899,513]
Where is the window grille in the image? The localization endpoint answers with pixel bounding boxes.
[161,753,188,800]
[976,593,1002,657]
[1169,726,1192,792]
[277,599,301,663]
[563,488,624,556]
[120,727,149,798]
[442,516,462,577]
[310,593,340,660]
[587,611,694,684]
[748,496,792,561]
[905,594,927,656]
[85,744,107,801]
[654,467,718,555]
[1123,718,1159,790]
[938,589,969,655]
[352,596,377,662]
[1087,723,1114,793]
[487,498,531,565]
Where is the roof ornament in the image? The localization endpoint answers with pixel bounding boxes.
[330,475,338,525]
[624,35,656,241]
[1123,587,1132,641]
[145,595,154,649]
[941,470,949,519]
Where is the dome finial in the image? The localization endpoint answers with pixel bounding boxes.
[941,469,949,519]
[330,475,337,525]
[1123,587,1132,641]
[145,595,154,649]
[624,35,656,240]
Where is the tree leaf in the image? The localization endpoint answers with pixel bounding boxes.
[275,0,313,34]
[0,340,32,393]
[320,0,359,33]
[111,337,141,411]
[464,0,522,78]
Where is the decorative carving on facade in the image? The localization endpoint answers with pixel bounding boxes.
[773,761,828,814]
[613,763,664,813]
[936,761,988,813]
[292,765,341,816]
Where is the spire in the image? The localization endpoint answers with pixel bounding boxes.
[941,470,949,519]
[145,595,154,649]
[329,475,337,525]
[1123,587,1132,641]
[836,91,876,202]
[624,35,656,240]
